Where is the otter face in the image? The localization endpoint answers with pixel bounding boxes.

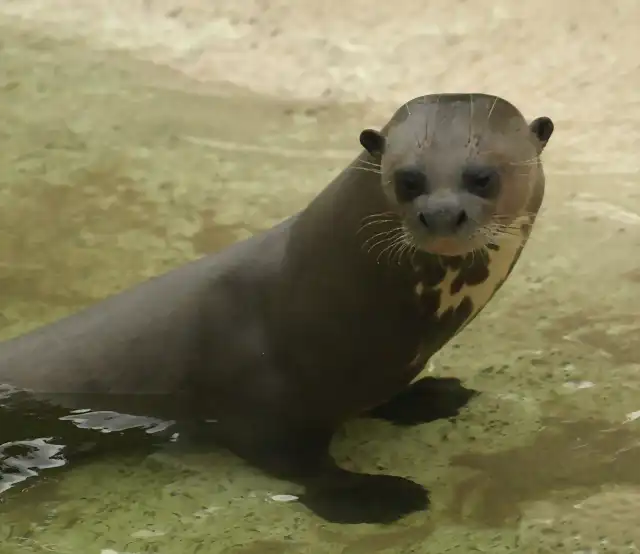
[359,94,554,257]
[387,163,500,256]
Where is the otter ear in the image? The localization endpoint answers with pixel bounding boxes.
[529,116,554,154]
[359,129,386,157]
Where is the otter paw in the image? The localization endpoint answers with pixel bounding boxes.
[368,376,478,426]
[299,473,429,524]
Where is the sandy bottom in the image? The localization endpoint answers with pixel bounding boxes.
[1,2,640,553]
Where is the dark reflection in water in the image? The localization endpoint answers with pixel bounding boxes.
[449,417,640,527]
[0,383,176,497]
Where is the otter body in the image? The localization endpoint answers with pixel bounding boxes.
[0,93,553,524]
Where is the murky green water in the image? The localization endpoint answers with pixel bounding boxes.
[2,25,640,554]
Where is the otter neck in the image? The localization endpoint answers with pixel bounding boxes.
[283,151,442,290]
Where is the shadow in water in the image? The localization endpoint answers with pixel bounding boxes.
[449,416,640,527]
[0,384,177,498]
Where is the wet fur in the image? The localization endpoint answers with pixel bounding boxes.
[0,93,553,524]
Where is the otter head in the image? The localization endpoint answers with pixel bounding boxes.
[359,94,554,257]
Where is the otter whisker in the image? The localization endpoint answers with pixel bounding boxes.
[389,238,406,265]
[357,218,400,233]
[403,243,416,265]
[359,218,395,227]
[489,220,533,230]
[399,238,417,265]
[359,160,382,169]
[479,224,525,244]
[360,212,398,225]
[492,220,534,233]
[395,242,409,265]
[361,211,397,221]
[513,155,540,163]
[489,218,527,228]
[358,221,398,233]
[484,221,521,233]
[350,166,382,175]
[390,231,415,265]
[376,235,405,263]
[489,223,524,234]
[487,97,498,124]
[368,239,395,255]
[362,228,401,249]
[371,225,412,265]
[359,216,397,225]
[509,159,540,167]
[388,233,412,265]
[514,172,531,178]
[490,212,536,222]
[491,227,525,238]
[480,222,513,236]
[487,230,522,241]
[510,163,539,169]
[490,213,527,220]
[365,227,405,256]
[492,217,531,228]
[358,211,401,227]
[364,227,403,248]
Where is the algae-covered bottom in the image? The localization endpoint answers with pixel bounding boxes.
[2,24,640,554]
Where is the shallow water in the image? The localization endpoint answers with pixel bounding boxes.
[1,9,640,554]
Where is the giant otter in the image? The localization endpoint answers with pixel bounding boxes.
[0,93,553,524]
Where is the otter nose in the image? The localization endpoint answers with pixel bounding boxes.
[417,202,469,236]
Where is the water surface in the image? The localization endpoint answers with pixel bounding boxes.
[2,23,640,554]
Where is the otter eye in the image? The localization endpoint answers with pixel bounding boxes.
[462,166,500,198]
[394,168,427,202]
